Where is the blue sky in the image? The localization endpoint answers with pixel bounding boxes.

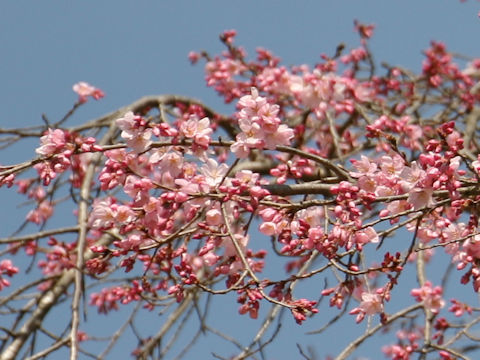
[1,1,480,359]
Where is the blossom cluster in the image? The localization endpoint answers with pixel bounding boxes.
[0,259,19,291]
[231,87,294,158]
[72,81,105,103]
[5,23,480,359]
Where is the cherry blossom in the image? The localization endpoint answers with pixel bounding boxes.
[180,116,213,148]
[5,16,480,359]
[411,281,445,313]
[349,290,384,323]
[0,260,19,291]
[72,81,105,103]
[36,128,68,156]
[231,87,294,157]
[26,200,54,224]
[116,111,154,153]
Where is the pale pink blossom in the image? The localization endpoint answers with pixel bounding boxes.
[222,234,249,274]
[159,151,183,174]
[180,117,213,148]
[257,66,292,95]
[115,232,149,252]
[72,82,104,103]
[206,208,222,226]
[0,260,19,277]
[386,200,411,217]
[263,124,294,149]
[350,155,377,177]
[115,205,136,224]
[26,200,54,224]
[237,87,267,111]
[354,226,379,245]
[223,233,248,258]
[36,129,68,156]
[202,252,219,266]
[259,222,277,236]
[234,170,260,186]
[0,259,19,291]
[462,236,480,259]
[411,281,445,313]
[291,206,324,230]
[116,111,139,139]
[116,111,152,153]
[199,159,229,188]
[379,155,405,179]
[357,176,377,193]
[231,132,262,158]
[89,198,116,229]
[231,87,294,156]
[152,150,184,186]
[399,161,426,191]
[123,175,152,203]
[350,291,384,323]
[407,187,434,210]
[175,178,203,194]
[375,185,396,197]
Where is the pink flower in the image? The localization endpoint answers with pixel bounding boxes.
[220,29,237,44]
[0,260,19,291]
[199,158,229,188]
[379,155,405,179]
[188,51,200,64]
[354,226,379,245]
[175,178,202,194]
[221,234,250,274]
[206,208,222,226]
[89,198,116,229]
[115,205,136,224]
[291,206,324,230]
[259,222,277,236]
[151,150,184,186]
[449,299,472,317]
[231,131,262,158]
[287,298,319,325]
[116,111,152,153]
[350,291,383,323]
[231,87,294,157]
[72,82,105,103]
[386,200,412,217]
[407,187,434,210]
[180,117,213,148]
[263,124,294,150]
[123,175,152,203]
[36,129,68,156]
[116,111,140,139]
[26,200,54,224]
[398,161,426,191]
[350,155,377,177]
[0,260,19,277]
[237,87,266,111]
[411,281,445,313]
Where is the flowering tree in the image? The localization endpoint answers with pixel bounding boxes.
[2,22,480,360]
